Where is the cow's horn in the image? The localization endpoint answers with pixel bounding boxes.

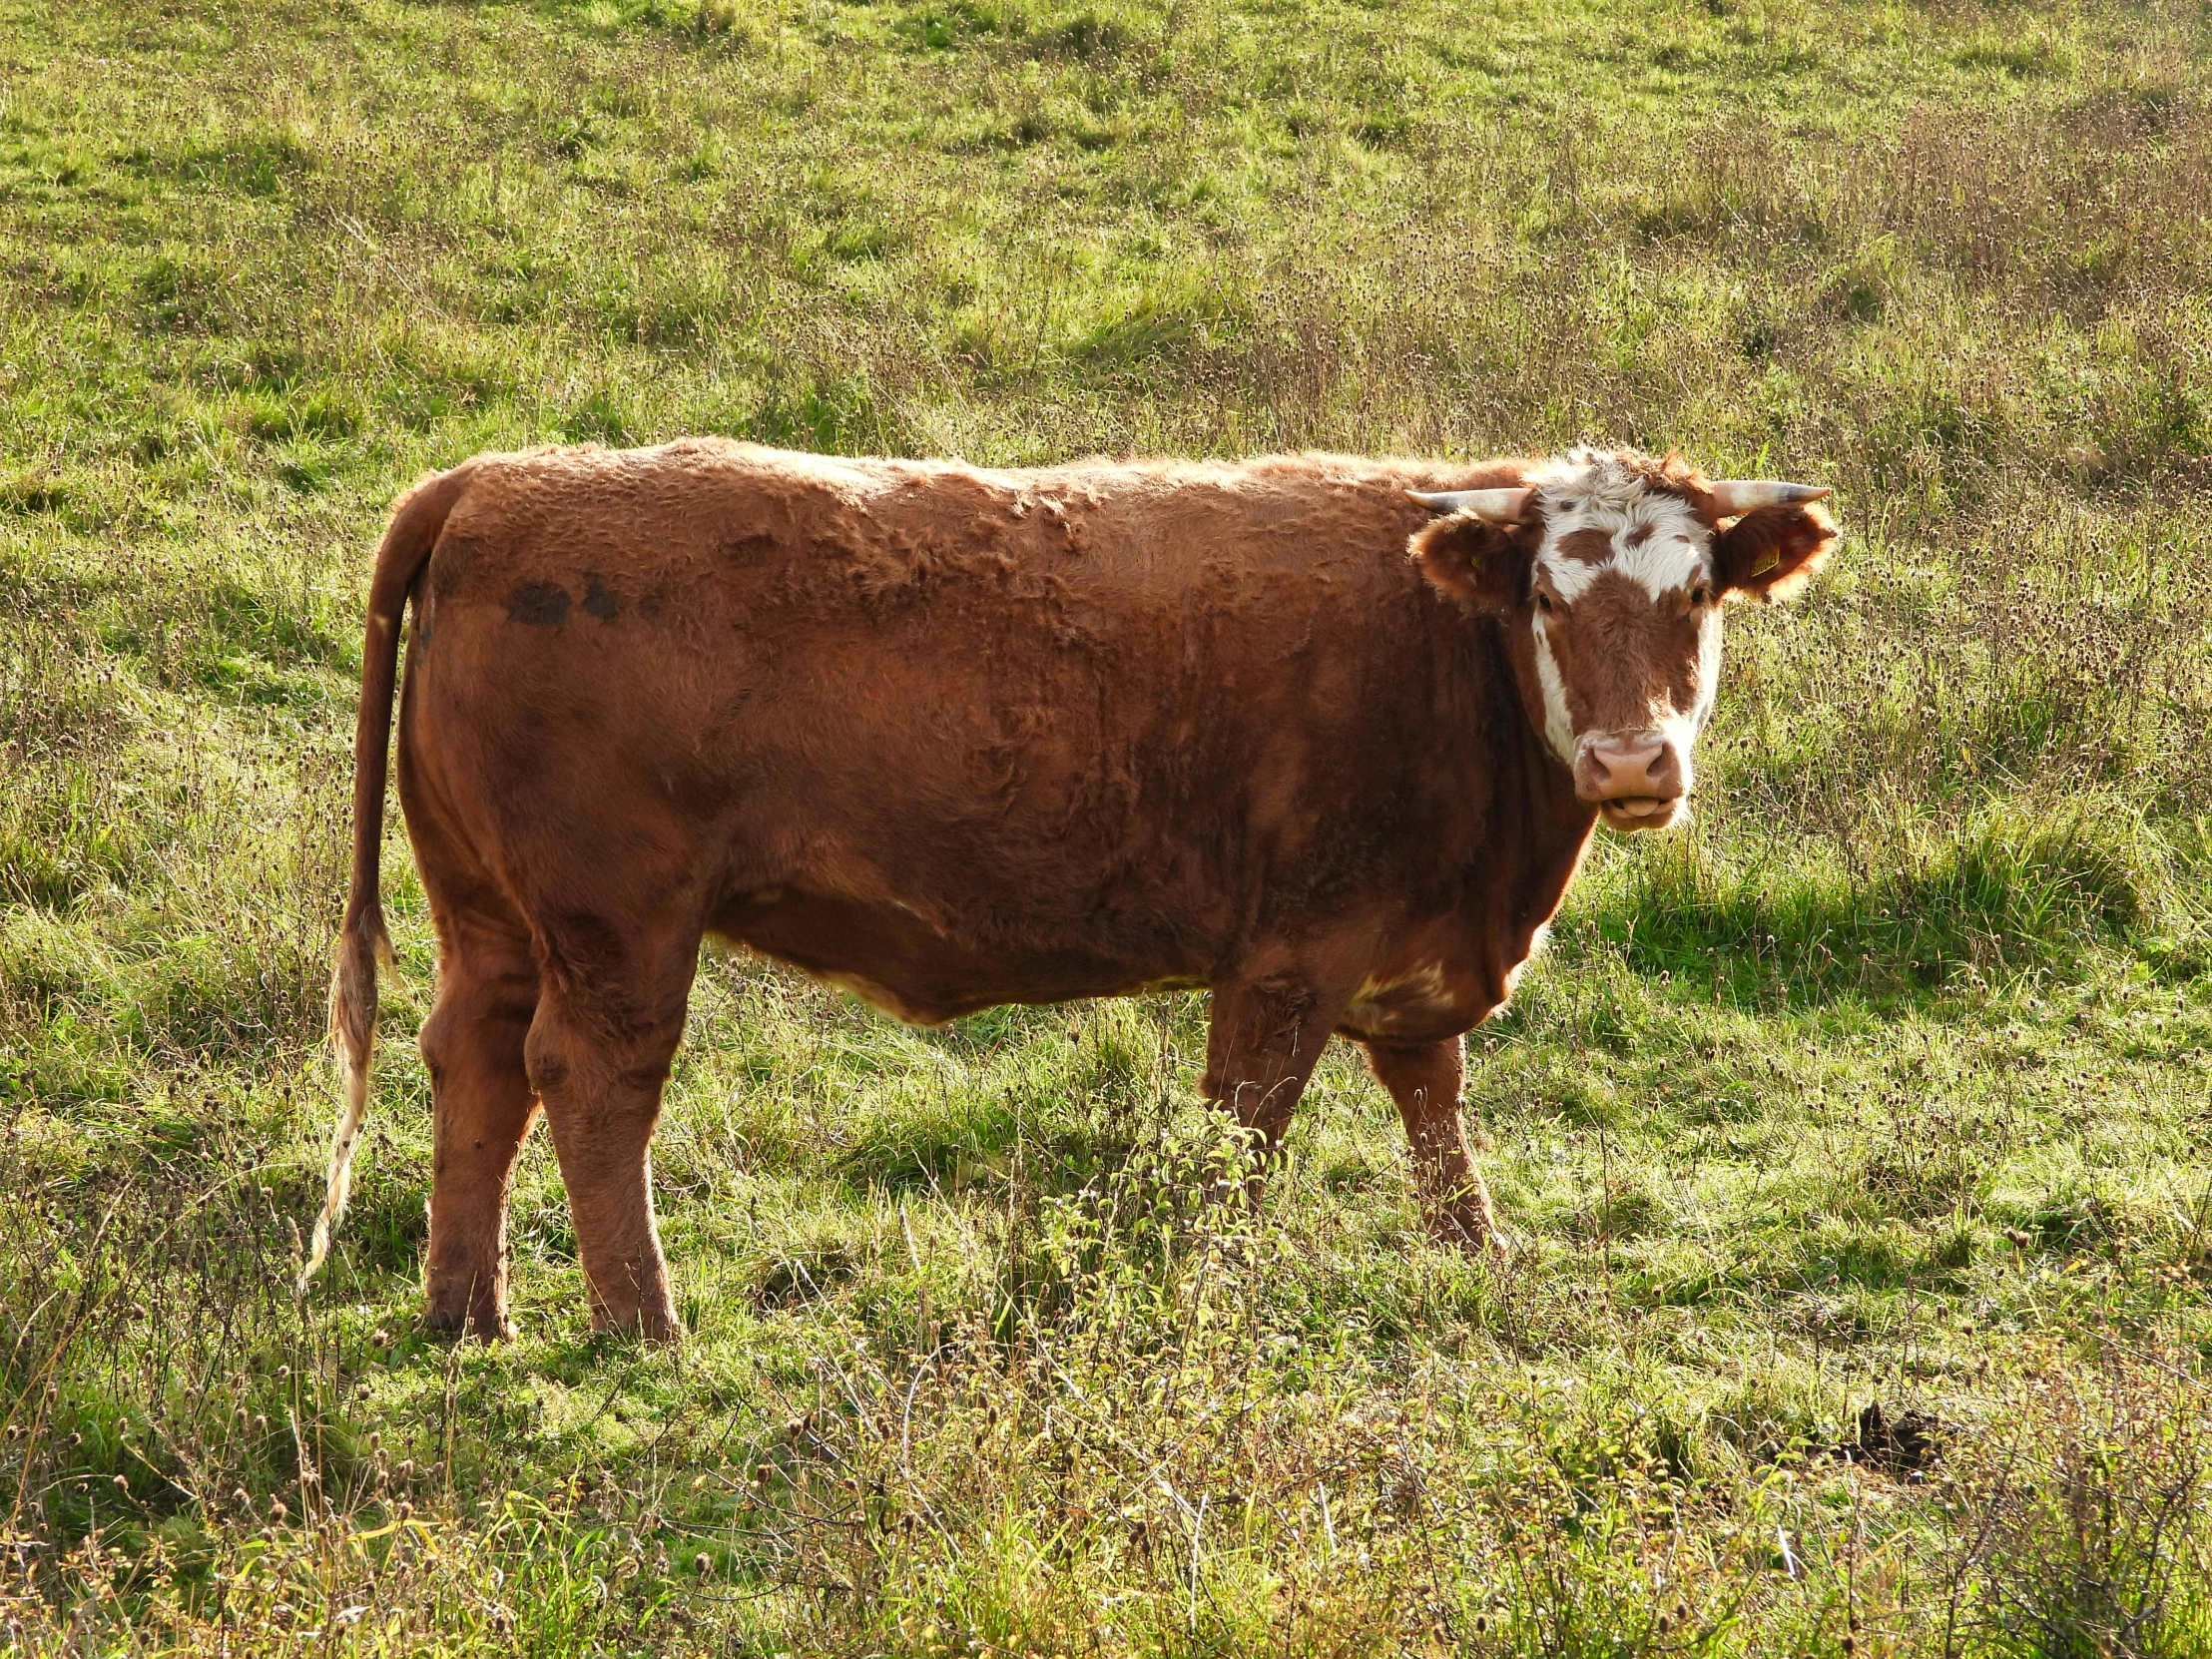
[1706,479,1832,516]
[1405,487,1534,524]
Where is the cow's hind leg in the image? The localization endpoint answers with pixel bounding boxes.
[418,914,541,1340]
[1362,1037,1504,1256]
[524,915,699,1342]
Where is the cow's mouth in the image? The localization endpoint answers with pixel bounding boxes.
[1598,795,1681,832]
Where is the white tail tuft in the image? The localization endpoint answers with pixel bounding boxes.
[297,1037,371,1293]
[297,913,387,1295]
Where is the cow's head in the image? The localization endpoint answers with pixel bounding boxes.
[1409,447,1836,832]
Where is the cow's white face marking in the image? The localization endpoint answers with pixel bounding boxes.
[1522,448,1724,775]
[1689,602,1723,728]
[1530,613,1576,766]
[1542,518,1709,603]
[1624,611,1725,805]
[1530,450,1714,605]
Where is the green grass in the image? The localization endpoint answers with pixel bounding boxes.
[6,0,2212,1650]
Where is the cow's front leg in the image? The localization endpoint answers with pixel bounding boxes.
[1201,975,1344,1204]
[1362,1036,1505,1257]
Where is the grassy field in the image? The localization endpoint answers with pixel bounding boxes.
[6,0,2212,1650]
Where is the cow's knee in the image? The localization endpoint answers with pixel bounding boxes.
[524,1001,679,1115]
[417,999,460,1085]
[522,1018,573,1101]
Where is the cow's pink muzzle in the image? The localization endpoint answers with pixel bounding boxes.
[1575,733,1685,831]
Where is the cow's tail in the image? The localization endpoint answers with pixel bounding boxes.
[298,462,478,1295]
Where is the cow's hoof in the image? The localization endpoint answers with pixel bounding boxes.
[1428,1210,1509,1261]
[423,1306,515,1343]
[589,1304,683,1344]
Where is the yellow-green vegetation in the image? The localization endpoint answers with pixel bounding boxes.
[6,0,2212,1650]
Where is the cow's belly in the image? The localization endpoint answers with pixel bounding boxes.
[711,887,1197,1025]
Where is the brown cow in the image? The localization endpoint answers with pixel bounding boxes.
[301,441,1835,1340]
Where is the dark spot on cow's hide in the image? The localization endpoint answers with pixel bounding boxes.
[506,581,571,626]
[582,574,619,621]
[718,532,781,563]
[1623,521,1655,547]
[1556,526,1614,564]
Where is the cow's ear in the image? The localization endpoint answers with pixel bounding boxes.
[1411,516,1536,613]
[1715,501,1838,603]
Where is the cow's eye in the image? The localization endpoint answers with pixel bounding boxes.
[1690,586,1713,608]
[1535,591,1554,613]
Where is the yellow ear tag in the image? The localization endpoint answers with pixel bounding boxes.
[1748,545,1781,577]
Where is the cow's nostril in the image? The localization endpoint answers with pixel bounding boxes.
[1575,735,1680,804]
